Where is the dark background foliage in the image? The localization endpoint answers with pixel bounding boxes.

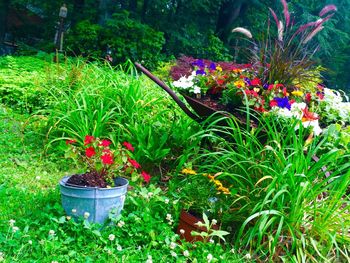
[0,0,349,90]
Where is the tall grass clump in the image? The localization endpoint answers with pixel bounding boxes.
[43,59,200,171]
[181,111,350,261]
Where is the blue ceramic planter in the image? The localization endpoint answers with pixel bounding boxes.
[59,176,128,224]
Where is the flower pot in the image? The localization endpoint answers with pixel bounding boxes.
[176,210,218,242]
[59,176,128,224]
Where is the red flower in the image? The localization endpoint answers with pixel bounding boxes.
[276,84,285,89]
[85,147,96,158]
[316,92,324,100]
[282,87,288,96]
[128,158,141,169]
[66,139,76,145]
[99,140,111,147]
[123,142,134,152]
[217,79,225,85]
[254,106,267,112]
[141,171,151,183]
[84,135,95,145]
[251,78,261,86]
[302,107,319,121]
[305,93,312,103]
[101,153,114,165]
[270,100,278,107]
[289,99,296,104]
[268,84,274,90]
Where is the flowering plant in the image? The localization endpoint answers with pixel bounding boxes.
[170,1,350,136]
[65,135,151,187]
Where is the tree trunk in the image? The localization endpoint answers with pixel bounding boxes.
[0,0,10,42]
[215,0,245,43]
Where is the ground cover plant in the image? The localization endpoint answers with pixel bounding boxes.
[0,53,349,262]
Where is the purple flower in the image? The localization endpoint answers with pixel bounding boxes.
[263,83,269,90]
[209,62,216,70]
[274,97,291,110]
[192,59,205,68]
[244,77,251,86]
[196,69,206,75]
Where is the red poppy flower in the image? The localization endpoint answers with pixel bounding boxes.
[270,100,278,107]
[141,171,151,183]
[66,139,76,145]
[123,142,134,152]
[251,78,261,86]
[84,135,95,145]
[85,147,96,158]
[128,158,141,169]
[101,153,114,165]
[99,140,111,147]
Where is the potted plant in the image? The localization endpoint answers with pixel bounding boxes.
[176,168,230,242]
[59,135,151,224]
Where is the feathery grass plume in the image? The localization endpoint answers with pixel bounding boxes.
[280,0,290,27]
[303,25,325,44]
[269,7,280,28]
[232,27,253,39]
[319,4,337,17]
[278,21,284,41]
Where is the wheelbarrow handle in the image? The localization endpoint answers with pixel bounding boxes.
[135,62,201,122]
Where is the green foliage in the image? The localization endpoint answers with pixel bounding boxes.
[102,11,165,68]
[66,20,103,58]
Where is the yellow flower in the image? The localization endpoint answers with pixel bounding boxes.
[216,66,223,72]
[181,168,197,175]
[291,90,304,97]
[233,69,242,74]
[214,180,223,187]
[234,80,245,88]
[217,186,230,195]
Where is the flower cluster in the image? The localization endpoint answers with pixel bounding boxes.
[172,58,350,135]
[66,135,151,186]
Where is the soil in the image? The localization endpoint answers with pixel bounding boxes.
[196,96,227,111]
[66,171,108,188]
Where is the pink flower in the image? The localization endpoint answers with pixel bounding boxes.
[85,147,96,158]
[123,142,134,152]
[84,135,95,145]
[128,158,141,169]
[101,154,114,165]
[99,140,111,147]
[141,171,151,183]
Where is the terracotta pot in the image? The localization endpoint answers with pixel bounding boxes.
[176,210,218,242]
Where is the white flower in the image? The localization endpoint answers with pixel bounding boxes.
[116,244,122,251]
[71,209,77,213]
[147,192,153,198]
[170,251,177,258]
[9,219,15,227]
[28,240,33,245]
[51,261,58,263]
[211,219,217,225]
[49,230,55,236]
[207,253,213,262]
[169,242,177,249]
[35,176,41,180]
[193,86,201,94]
[172,200,178,205]
[66,216,71,221]
[117,221,125,228]
[302,119,322,136]
[84,212,90,219]
[179,229,185,234]
[209,239,214,244]
[244,253,252,260]
[108,234,115,241]
[173,76,194,90]
[146,255,153,263]
[166,214,172,221]
[164,198,169,204]
[12,226,19,233]
[183,250,189,257]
